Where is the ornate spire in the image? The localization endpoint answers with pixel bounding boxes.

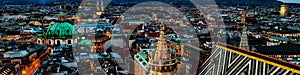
[239,0,250,50]
[96,0,100,10]
[101,0,104,12]
[241,10,246,24]
[156,22,168,55]
[149,22,176,75]
[239,25,249,50]
[96,0,105,15]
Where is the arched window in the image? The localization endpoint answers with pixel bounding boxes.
[57,40,61,45]
[48,40,52,45]
[67,40,72,44]
[37,40,40,44]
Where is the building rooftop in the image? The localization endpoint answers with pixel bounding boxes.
[78,39,93,45]
[3,50,28,58]
[46,22,78,39]
[273,30,300,34]
[0,65,13,75]
[134,52,149,70]
[255,44,300,55]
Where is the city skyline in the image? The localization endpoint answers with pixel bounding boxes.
[0,0,300,75]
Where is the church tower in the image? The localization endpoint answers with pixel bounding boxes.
[149,22,177,75]
[96,0,105,16]
[239,24,249,50]
[239,9,249,50]
[280,4,288,17]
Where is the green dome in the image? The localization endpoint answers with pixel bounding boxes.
[46,22,78,39]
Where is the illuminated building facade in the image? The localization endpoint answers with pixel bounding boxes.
[280,5,288,17]
[37,14,78,53]
[255,44,300,65]
[266,30,300,37]
[0,63,21,75]
[264,30,300,44]
[0,44,50,75]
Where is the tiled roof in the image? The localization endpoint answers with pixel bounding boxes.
[134,52,149,69]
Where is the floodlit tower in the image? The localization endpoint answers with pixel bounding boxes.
[239,10,250,50]
[96,0,100,10]
[101,0,104,12]
[96,0,105,15]
[280,4,288,17]
[149,22,177,75]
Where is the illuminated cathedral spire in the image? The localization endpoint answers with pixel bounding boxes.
[239,0,249,50]
[280,0,288,17]
[96,0,105,15]
[239,24,249,50]
[149,22,177,75]
[101,0,104,12]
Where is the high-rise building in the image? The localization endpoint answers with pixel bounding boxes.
[280,5,288,17]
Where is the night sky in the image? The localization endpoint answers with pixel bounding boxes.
[278,0,300,3]
[8,0,300,4]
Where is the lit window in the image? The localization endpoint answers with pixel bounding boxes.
[287,58,293,60]
[276,55,281,58]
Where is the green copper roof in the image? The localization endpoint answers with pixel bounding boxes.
[135,52,149,68]
[58,14,66,17]
[136,52,147,59]
[36,31,44,37]
[78,40,93,45]
[36,34,44,37]
[46,22,78,39]
[171,38,180,45]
